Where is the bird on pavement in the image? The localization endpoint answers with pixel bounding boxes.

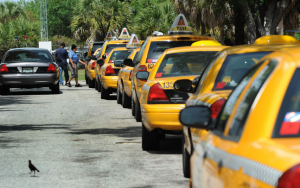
[28,160,39,176]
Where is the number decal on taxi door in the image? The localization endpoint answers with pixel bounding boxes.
[162,82,174,89]
[148,63,154,69]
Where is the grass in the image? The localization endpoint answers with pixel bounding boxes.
[60,68,85,81]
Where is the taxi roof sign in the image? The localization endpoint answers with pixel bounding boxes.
[254,35,300,44]
[126,34,142,49]
[191,40,222,46]
[118,27,131,40]
[168,14,192,34]
[104,31,114,41]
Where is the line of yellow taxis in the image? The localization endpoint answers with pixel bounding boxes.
[85,14,300,188]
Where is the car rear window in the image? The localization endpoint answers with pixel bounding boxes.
[213,52,271,90]
[155,51,217,78]
[147,41,196,63]
[4,50,53,63]
[273,68,300,138]
[105,44,127,56]
[92,43,103,54]
[108,50,132,63]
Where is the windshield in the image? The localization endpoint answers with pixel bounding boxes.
[105,44,127,56]
[147,41,196,63]
[156,51,217,78]
[92,43,103,54]
[4,50,54,63]
[108,50,132,63]
[213,52,271,90]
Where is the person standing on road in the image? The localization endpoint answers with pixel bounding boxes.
[55,42,69,86]
[67,44,85,87]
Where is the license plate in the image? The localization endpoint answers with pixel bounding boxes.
[23,68,33,73]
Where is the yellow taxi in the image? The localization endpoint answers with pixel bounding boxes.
[130,14,217,122]
[135,41,228,150]
[85,48,101,88]
[87,41,104,59]
[174,35,300,178]
[179,45,300,188]
[116,34,142,108]
[95,30,130,92]
[99,47,133,99]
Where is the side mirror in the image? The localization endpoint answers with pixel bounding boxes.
[90,55,97,60]
[192,76,200,87]
[83,52,87,57]
[179,106,212,129]
[97,59,104,65]
[114,61,122,67]
[174,79,194,93]
[136,72,149,80]
[102,54,107,59]
[123,58,134,67]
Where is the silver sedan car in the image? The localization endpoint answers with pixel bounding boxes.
[0,48,60,95]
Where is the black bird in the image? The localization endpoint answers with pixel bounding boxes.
[28,160,39,176]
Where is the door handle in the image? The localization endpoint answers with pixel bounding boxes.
[218,160,223,173]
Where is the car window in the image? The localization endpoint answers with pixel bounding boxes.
[196,52,222,94]
[135,37,149,64]
[4,50,54,63]
[227,60,277,140]
[156,51,217,78]
[108,50,132,63]
[214,62,264,134]
[213,52,271,91]
[273,68,300,138]
[92,43,103,54]
[132,52,139,65]
[147,41,196,63]
[104,44,127,56]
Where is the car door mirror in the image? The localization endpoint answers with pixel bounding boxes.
[192,76,200,87]
[114,61,122,67]
[90,55,97,60]
[136,72,149,80]
[102,54,107,60]
[174,79,194,93]
[179,106,212,129]
[123,58,134,67]
[83,52,88,57]
[97,59,104,65]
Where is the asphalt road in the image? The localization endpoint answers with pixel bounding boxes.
[0,81,188,188]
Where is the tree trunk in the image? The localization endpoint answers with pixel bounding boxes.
[219,26,224,45]
[234,6,245,45]
[200,21,205,35]
[270,0,291,34]
[242,0,256,44]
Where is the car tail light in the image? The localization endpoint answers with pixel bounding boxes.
[47,64,56,72]
[138,65,147,72]
[105,66,115,75]
[0,64,9,72]
[129,70,132,80]
[210,98,226,119]
[109,60,114,63]
[148,83,169,102]
[91,62,95,69]
[277,164,300,188]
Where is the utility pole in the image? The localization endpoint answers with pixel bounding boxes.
[40,0,48,41]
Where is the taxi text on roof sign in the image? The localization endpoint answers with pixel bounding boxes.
[126,34,142,49]
[104,31,114,41]
[118,27,131,40]
[168,14,192,34]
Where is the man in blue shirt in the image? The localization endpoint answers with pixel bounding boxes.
[55,42,69,85]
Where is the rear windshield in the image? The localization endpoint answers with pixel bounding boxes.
[105,44,127,56]
[108,50,132,63]
[92,43,103,54]
[213,52,271,90]
[274,69,300,138]
[147,41,196,63]
[4,50,53,63]
[156,51,217,78]
[132,52,139,64]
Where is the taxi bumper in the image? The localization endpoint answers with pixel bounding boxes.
[141,104,185,131]
[102,76,118,90]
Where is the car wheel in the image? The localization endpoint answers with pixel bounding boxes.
[95,79,98,90]
[85,72,88,84]
[135,94,142,122]
[0,85,8,95]
[89,78,95,88]
[142,123,159,150]
[51,82,60,94]
[182,133,191,178]
[101,84,109,99]
[131,95,135,116]
[116,84,122,104]
[122,87,131,108]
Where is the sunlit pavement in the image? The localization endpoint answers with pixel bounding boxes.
[0,81,188,188]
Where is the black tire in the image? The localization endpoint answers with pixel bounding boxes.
[122,87,131,108]
[142,123,159,150]
[96,79,101,92]
[116,84,122,104]
[135,94,142,122]
[131,95,135,116]
[51,82,60,94]
[89,78,95,88]
[95,78,98,90]
[182,133,191,178]
[101,84,109,99]
[85,72,88,84]
[0,85,8,95]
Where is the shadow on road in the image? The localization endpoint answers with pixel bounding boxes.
[0,96,49,107]
[0,124,73,133]
[4,90,63,95]
[0,136,31,149]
